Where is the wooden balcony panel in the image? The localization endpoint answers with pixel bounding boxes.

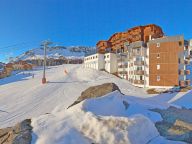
[134,80,144,85]
[134,70,144,75]
[134,61,144,65]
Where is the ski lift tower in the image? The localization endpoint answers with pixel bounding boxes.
[41,40,52,84]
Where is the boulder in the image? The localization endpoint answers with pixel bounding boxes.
[152,106,192,143]
[68,83,121,108]
[0,119,32,144]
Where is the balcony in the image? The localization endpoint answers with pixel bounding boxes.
[179,59,190,65]
[186,70,190,75]
[185,60,190,65]
[134,80,144,85]
[179,80,185,87]
[186,80,191,86]
[134,61,144,66]
[118,64,128,68]
[134,70,144,75]
[118,71,128,75]
[179,70,185,75]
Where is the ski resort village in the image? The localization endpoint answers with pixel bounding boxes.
[1,0,192,143]
[0,23,192,144]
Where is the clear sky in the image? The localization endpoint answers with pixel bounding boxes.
[0,0,192,62]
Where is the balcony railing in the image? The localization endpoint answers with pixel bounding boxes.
[179,80,185,87]
[179,70,190,75]
[118,64,128,68]
[134,61,144,66]
[185,60,190,65]
[118,71,128,74]
[186,80,191,86]
[179,70,185,75]
[179,59,190,65]
[186,70,190,75]
[134,70,144,75]
[134,80,144,85]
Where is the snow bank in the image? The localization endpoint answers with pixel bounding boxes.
[82,91,162,122]
[32,108,159,144]
[31,91,162,144]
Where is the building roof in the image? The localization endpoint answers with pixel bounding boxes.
[147,35,184,44]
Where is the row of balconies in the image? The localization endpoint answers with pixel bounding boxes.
[179,80,191,87]
[179,59,190,65]
[179,70,190,75]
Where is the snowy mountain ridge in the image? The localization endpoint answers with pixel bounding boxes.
[13,46,95,61]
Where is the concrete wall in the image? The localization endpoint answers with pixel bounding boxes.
[104,53,117,73]
[84,53,104,70]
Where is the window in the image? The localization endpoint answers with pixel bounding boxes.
[157,76,160,81]
[137,48,140,54]
[107,55,109,58]
[104,56,106,58]
[157,53,160,58]
[96,56,98,58]
[157,64,160,70]
[157,43,160,47]
[179,41,182,47]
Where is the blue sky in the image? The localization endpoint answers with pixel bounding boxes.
[0,0,192,62]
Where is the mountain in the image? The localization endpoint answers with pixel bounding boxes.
[13,46,95,61]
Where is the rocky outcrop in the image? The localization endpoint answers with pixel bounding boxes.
[68,83,121,108]
[152,106,192,143]
[0,119,32,144]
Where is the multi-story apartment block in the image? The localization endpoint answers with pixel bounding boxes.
[147,36,190,87]
[84,24,191,88]
[186,39,192,86]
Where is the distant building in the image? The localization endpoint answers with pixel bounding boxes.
[84,53,105,70]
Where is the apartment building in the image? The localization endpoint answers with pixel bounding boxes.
[84,24,191,88]
[186,39,192,86]
[84,53,105,70]
[147,36,190,87]
[126,41,148,87]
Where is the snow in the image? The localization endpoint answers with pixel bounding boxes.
[0,64,191,144]
[32,95,160,144]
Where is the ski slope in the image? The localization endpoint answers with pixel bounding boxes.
[0,64,149,128]
[0,64,191,144]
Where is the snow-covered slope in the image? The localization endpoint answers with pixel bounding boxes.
[0,64,191,144]
[13,46,94,61]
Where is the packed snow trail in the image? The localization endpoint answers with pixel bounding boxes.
[0,64,149,128]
